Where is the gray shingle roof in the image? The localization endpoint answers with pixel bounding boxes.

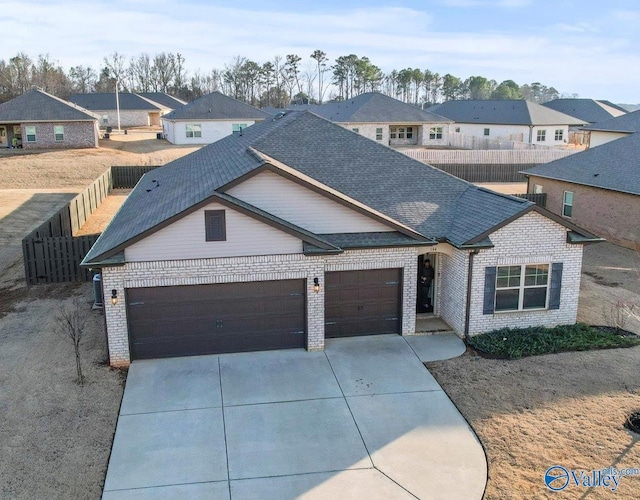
[583,109,640,133]
[0,88,98,122]
[524,132,640,196]
[428,100,587,126]
[83,111,540,264]
[69,93,161,111]
[297,93,451,123]
[136,92,186,109]
[162,92,271,121]
[542,99,626,124]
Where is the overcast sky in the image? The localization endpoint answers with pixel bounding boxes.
[2,0,639,103]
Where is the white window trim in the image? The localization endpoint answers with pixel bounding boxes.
[25,126,36,142]
[555,129,563,141]
[54,125,64,142]
[563,191,573,218]
[537,130,546,142]
[186,124,202,138]
[495,263,550,313]
[429,126,443,140]
[483,128,490,136]
[232,123,248,133]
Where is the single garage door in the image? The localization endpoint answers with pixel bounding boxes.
[127,279,306,360]
[325,268,402,338]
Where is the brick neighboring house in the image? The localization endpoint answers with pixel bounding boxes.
[161,92,271,145]
[428,99,587,146]
[0,88,99,149]
[583,109,640,148]
[81,111,599,367]
[524,132,640,249]
[273,92,453,147]
[69,93,165,128]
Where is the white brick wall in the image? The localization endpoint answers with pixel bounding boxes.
[102,247,417,366]
[439,249,469,335]
[468,211,583,334]
[339,122,450,147]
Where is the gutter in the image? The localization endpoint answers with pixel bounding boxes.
[463,249,480,341]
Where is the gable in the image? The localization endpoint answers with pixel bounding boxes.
[226,170,394,234]
[124,201,302,262]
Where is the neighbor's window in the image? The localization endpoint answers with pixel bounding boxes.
[429,126,443,140]
[555,129,564,141]
[533,184,543,194]
[351,128,359,133]
[390,126,413,139]
[205,210,226,241]
[232,123,247,133]
[54,125,64,141]
[375,127,383,140]
[495,264,549,312]
[563,191,573,217]
[455,127,461,133]
[25,126,36,142]
[102,115,108,124]
[186,124,202,138]
[483,128,490,136]
[537,130,546,142]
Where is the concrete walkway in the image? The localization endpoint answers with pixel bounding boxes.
[102,334,486,499]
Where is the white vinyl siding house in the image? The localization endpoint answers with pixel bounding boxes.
[164,119,260,145]
[226,171,394,234]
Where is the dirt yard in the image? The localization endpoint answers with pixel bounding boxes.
[0,145,639,498]
[0,130,199,189]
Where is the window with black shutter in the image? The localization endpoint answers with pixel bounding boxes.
[205,210,226,241]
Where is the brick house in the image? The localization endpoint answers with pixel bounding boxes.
[81,111,599,367]
[0,88,99,149]
[428,99,587,146]
[525,132,639,249]
[69,93,166,128]
[161,92,271,145]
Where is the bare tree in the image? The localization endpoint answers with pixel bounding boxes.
[310,49,329,104]
[69,65,97,93]
[55,298,88,385]
[103,51,127,90]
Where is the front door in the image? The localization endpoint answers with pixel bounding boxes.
[417,253,437,314]
[0,127,6,147]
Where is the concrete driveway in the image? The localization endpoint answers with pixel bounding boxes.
[102,334,486,499]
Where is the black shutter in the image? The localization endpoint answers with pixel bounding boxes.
[205,210,226,241]
[483,267,497,315]
[549,262,563,310]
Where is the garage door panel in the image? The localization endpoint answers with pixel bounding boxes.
[325,269,402,338]
[127,280,306,360]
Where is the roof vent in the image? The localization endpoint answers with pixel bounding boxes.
[273,112,286,120]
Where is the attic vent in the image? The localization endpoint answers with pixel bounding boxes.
[273,112,286,120]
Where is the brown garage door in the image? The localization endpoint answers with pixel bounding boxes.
[127,280,306,360]
[325,269,402,338]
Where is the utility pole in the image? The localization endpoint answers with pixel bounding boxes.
[115,79,121,131]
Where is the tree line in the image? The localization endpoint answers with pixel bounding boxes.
[0,51,574,107]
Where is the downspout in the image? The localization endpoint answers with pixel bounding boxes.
[464,249,480,341]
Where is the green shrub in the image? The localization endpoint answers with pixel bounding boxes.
[468,323,640,359]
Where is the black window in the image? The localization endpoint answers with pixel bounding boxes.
[205,210,226,241]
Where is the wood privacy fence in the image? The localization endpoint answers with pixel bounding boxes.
[514,193,547,207]
[22,165,159,285]
[400,149,577,182]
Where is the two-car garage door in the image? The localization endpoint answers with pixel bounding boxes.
[126,269,402,360]
[127,280,306,360]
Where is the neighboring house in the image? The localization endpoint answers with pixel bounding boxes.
[524,132,640,249]
[136,92,187,112]
[82,111,599,367]
[582,109,640,148]
[542,98,627,124]
[69,93,164,128]
[275,92,453,147]
[0,88,99,149]
[161,92,271,145]
[428,99,587,146]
